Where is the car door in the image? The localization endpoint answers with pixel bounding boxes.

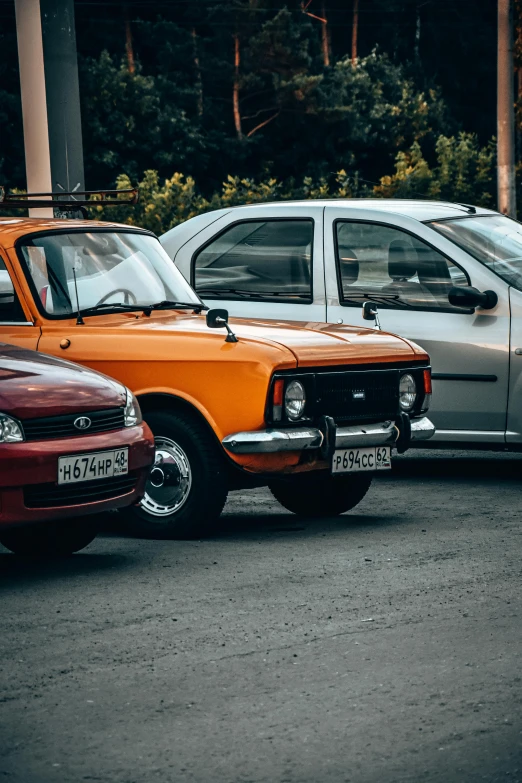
[0,248,40,350]
[506,287,522,445]
[174,204,326,323]
[324,207,510,441]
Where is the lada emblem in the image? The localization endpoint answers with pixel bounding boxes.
[352,390,366,401]
[74,416,92,430]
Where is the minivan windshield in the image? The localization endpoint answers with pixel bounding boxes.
[430,214,522,291]
[18,230,202,317]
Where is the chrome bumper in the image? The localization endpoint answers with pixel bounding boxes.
[222,416,435,454]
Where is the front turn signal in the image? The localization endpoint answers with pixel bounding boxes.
[272,378,284,422]
[422,368,432,412]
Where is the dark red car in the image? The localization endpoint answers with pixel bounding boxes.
[0,343,155,556]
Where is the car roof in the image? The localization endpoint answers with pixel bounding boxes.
[185,199,495,221]
[159,198,498,256]
[0,217,151,247]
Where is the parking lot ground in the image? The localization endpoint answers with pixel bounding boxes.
[0,450,521,783]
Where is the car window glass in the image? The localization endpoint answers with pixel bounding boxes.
[194,220,313,302]
[335,221,471,311]
[431,214,522,291]
[19,232,200,317]
[0,258,26,322]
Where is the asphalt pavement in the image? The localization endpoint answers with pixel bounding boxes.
[0,450,521,783]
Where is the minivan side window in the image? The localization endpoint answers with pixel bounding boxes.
[335,221,471,312]
[0,256,26,322]
[193,219,313,302]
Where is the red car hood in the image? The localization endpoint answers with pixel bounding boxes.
[0,343,126,419]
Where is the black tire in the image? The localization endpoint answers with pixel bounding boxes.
[269,471,373,517]
[125,409,228,539]
[0,519,98,556]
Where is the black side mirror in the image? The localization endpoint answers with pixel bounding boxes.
[206,308,238,343]
[206,308,229,328]
[362,301,381,330]
[448,286,498,310]
[362,301,378,321]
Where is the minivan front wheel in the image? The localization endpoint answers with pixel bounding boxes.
[126,410,228,539]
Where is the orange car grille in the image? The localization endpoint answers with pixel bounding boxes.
[315,369,400,423]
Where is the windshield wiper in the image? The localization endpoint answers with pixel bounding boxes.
[342,293,417,310]
[197,287,308,299]
[141,300,208,315]
[79,302,144,316]
[197,287,260,298]
[79,300,207,318]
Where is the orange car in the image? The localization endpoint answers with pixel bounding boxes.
[0,217,434,538]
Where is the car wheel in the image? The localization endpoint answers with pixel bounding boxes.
[0,520,98,556]
[269,471,373,517]
[125,410,228,539]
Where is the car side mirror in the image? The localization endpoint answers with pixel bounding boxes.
[362,301,381,330]
[206,308,238,343]
[448,286,498,310]
[362,301,377,321]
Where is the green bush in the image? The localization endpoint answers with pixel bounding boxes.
[88,168,369,233]
[89,132,498,233]
[373,133,496,207]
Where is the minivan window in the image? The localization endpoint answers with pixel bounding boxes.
[194,219,313,302]
[335,221,470,311]
[430,214,522,291]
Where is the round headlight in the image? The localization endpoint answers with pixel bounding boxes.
[399,373,417,412]
[284,380,306,421]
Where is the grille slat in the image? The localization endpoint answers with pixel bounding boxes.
[315,369,400,422]
[24,475,138,508]
[22,408,126,441]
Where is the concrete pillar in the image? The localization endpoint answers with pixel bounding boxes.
[40,0,85,196]
[14,0,53,218]
[14,0,85,217]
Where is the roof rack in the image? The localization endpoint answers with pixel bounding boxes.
[0,187,139,210]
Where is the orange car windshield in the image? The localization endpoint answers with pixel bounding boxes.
[18,230,201,317]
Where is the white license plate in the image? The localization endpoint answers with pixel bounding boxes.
[58,448,129,485]
[332,446,391,474]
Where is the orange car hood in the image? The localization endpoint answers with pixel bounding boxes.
[110,312,425,367]
[221,317,424,366]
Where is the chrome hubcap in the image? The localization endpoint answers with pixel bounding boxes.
[140,436,192,518]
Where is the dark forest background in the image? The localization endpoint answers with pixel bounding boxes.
[0,0,518,230]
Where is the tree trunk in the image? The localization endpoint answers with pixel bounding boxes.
[233,33,243,139]
[351,0,359,66]
[321,1,330,67]
[123,3,135,75]
[192,28,203,117]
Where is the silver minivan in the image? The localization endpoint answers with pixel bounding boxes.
[161,200,522,450]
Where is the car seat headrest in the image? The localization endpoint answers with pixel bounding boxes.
[339,249,359,285]
[388,240,417,281]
